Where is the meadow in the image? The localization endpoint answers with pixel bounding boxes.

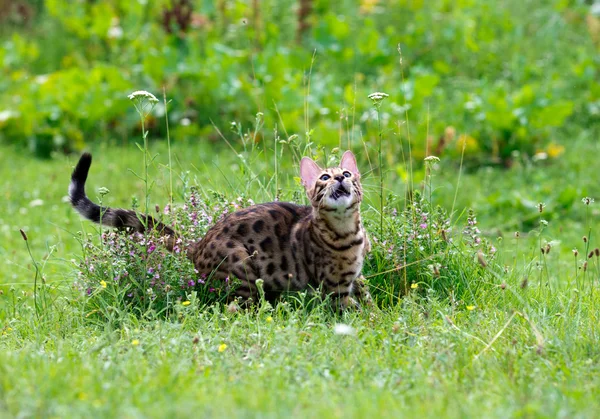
[1,1,600,417]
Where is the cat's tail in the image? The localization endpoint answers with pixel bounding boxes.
[69,153,178,249]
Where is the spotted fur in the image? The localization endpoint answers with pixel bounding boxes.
[69,151,371,307]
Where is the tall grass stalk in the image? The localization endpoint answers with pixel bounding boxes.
[162,87,173,208]
[368,92,389,238]
[19,229,41,319]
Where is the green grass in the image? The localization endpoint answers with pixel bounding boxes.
[1,134,600,417]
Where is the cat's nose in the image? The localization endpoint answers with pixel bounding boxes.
[334,175,345,182]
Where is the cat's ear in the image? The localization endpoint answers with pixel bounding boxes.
[340,150,360,176]
[300,157,322,189]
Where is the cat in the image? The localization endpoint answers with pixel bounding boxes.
[69,150,371,308]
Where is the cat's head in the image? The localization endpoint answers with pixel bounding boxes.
[300,150,362,209]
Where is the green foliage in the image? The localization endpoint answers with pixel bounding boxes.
[0,0,597,163]
[366,192,496,306]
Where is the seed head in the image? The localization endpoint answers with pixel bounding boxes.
[537,202,545,213]
[515,231,520,238]
[583,236,588,243]
[19,229,28,241]
[588,251,595,259]
[572,248,579,257]
[582,197,594,206]
[477,251,487,268]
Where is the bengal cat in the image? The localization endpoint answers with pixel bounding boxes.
[69,151,371,308]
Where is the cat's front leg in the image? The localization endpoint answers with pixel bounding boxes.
[352,275,372,307]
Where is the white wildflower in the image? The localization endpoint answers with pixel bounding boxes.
[0,110,17,122]
[29,199,44,207]
[582,197,594,205]
[368,92,389,102]
[333,323,356,336]
[424,155,440,163]
[127,90,159,103]
[107,25,124,39]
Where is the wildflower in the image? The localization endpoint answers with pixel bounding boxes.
[411,283,418,289]
[147,245,156,254]
[182,301,191,306]
[419,223,428,229]
[127,90,159,103]
[266,316,273,323]
[424,155,440,163]
[100,280,107,289]
[368,92,389,102]
[218,343,228,352]
[466,305,476,311]
[540,220,548,226]
[333,324,356,336]
[573,248,579,257]
[132,339,140,346]
[368,92,389,109]
[97,187,110,197]
[582,197,594,205]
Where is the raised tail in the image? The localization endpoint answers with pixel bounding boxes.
[69,153,177,248]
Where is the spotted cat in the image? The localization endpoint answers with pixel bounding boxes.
[69,151,371,307]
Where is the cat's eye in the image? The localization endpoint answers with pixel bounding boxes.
[343,171,352,178]
[320,174,331,181]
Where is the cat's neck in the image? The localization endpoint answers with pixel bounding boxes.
[312,203,361,236]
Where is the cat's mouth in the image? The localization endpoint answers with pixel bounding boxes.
[329,184,351,200]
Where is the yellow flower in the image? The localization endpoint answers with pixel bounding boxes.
[100,280,107,289]
[546,143,565,159]
[266,316,273,323]
[182,301,191,306]
[456,134,479,153]
[466,305,476,311]
[411,283,418,289]
[131,339,140,346]
[218,343,227,353]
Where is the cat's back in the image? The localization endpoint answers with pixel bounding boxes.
[190,202,311,259]
[226,201,311,227]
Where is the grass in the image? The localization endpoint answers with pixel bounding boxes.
[1,127,600,416]
[1,2,599,413]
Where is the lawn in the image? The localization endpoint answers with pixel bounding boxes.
[1,1,600,417]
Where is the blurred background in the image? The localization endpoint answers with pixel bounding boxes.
[0,0,599,266]
[0,0,597,161]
